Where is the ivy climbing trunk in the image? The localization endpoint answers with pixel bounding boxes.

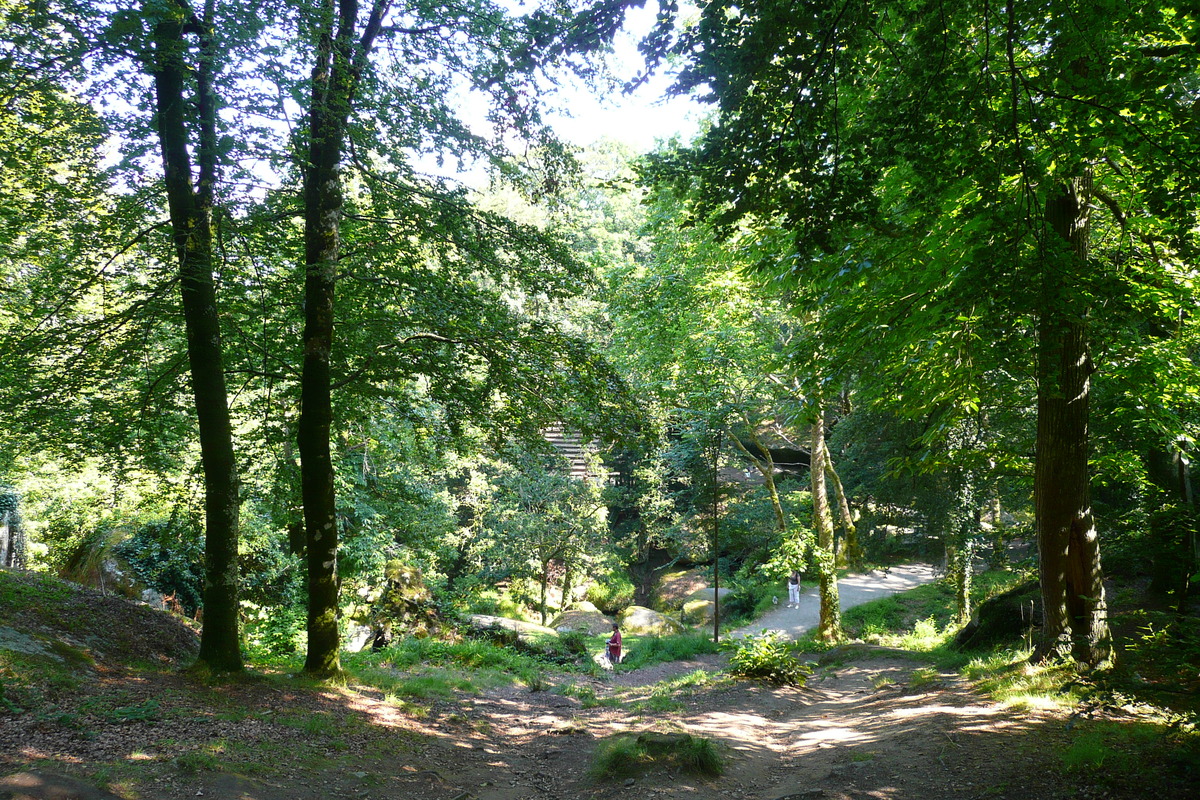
[810,402,840,643]
[1034,173,1111,667]
[149,4,242,672]
[826,458,862,568]
[299,0,390,678]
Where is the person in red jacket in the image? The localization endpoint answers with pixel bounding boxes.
[606,622,622,665]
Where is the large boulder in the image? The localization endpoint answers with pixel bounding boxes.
[684,587,734,603]
[344,622,374,653]
[682,599,716,625]
[677,587,733,625]
[356,561,439,649]
[953,581,1042,651]
[60,529,147,602]
[618,605,684,636]
[550,609,614,636]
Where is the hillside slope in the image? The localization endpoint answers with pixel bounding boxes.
[0,568,198,710]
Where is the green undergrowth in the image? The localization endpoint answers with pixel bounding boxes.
[1059,717,1200,794]
[617,631,720,670]
[724,631,812,686]
[624,668,730,713]
[821,567,1200,795]
[960,648,1087,710]
[590,732,724,780]
[840,569,1029,650]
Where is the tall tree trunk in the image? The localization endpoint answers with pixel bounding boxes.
[946,506,976,625]
[150,6,242,672]
[299,0,390,678]
[539,562,550,626]
[711,428,722,643]
[561,562,574,614]
[299,13,345,674]
[1144,445,1197,600]
[1034,173,1111,667]
[810,403,841,643]
[825,458,862,568]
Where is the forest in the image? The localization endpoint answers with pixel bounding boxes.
[1,0,1199,795]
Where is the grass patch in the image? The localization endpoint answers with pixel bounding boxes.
[0,648,87,710]
[622,669,728,714]
[961,649,1084,710]
[871,674,896,690]
[1060,718,1200,792]
[0,571,73,624]
[590,732,723,780]
[559,683,619,709]
[618,632,719,670]
[174,750,219,774]
[907,666,941,690]
[1114,608,1200,707]
[359,667,476,699]
[896,616,946,652]
[350,634,591,680]
[840,569,1028,648]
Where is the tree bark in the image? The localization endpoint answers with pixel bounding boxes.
[947,508,976,624]
[825,457,862,568]
[150,7,242,672]
[810,403,841,643]
[1034,173,1111,667]
[299,0,390,678]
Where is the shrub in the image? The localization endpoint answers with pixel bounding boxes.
[587,574,636,615]
[719,576,779,625]
[725,631,812,686]
[117,517,205,613]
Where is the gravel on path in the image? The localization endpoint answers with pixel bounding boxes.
[731,562,940,640]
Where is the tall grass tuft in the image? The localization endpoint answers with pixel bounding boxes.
[619,632,719,670]
[590,733,723,780]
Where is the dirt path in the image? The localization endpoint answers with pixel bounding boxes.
[733,563,940,640]
[0,564,1118,800]
[344,650,1076,800]
[0,646,1100,800]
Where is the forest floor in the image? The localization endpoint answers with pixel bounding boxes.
[0,567,1194,800]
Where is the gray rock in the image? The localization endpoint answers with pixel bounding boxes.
[469,614,558,638]
[618,606,684,635]
[550,609,613,635]
[684,587,734,603]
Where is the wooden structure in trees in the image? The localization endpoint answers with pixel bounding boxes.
[542,425,603,483]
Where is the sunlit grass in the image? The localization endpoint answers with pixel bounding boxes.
[871,674,895,690]
[559,682,619,709]
[618,632,720,670]
[907,666,941,690]
[841,569,1029,650]
[619,668,730,714]
[898,616,949,652]
[960,648,1083,710]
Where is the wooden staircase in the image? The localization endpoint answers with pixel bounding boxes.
[542,425,601,482]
